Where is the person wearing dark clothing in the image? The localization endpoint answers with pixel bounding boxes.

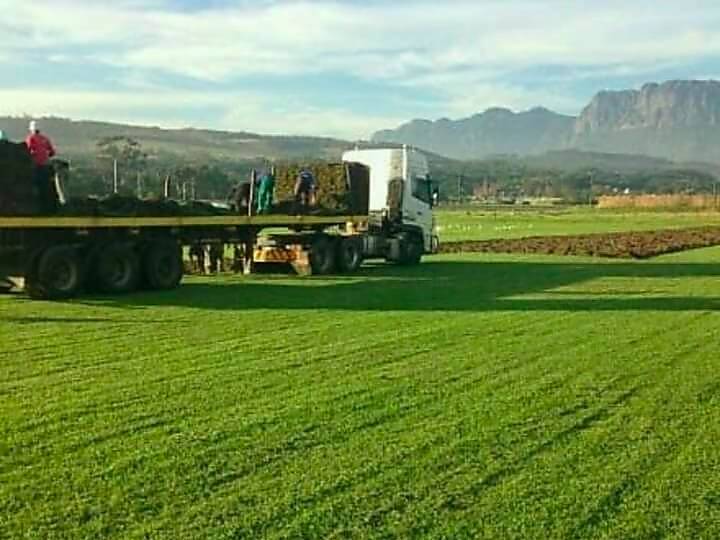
[25,120,57,214]
[294,168,316,212]
[228,181,252,212]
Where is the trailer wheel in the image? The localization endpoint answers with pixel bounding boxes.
[398,233,423,266]
[309,236,335,275]
[336,237,364,273]
[26,245,84,300]
[143,240,183,290]
[0,278,15,294]
[94,244,140,294]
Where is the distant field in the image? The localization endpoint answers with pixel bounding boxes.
[2,247,720,538]
[437,207,720,242]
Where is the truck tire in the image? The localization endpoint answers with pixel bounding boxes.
[143,240,183,290]
[336,237,364,273]
[309,236,335,275]
[26,245,84,300]
[398,233,423,266]
[93,243,140,294]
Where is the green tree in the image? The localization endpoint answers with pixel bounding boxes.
[96,136,148,195]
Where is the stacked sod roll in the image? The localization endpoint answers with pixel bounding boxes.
[272,162,369,215]
[0,141,36,216]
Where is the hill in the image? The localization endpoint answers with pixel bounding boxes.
[2,115,716,202]
[0,116,350,162]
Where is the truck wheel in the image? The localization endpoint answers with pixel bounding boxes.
[143,240,183,290]
[309,236,335,275]
[26,245,84,300]
[398,233,423,266]
[336,237,364,273]
[94,244,140,294]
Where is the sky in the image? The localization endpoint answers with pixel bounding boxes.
[1,0,719,140]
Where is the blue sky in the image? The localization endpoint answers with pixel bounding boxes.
[1,0,719,139]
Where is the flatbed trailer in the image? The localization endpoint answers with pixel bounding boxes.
[0,146,438,300]
[0,214,372,299]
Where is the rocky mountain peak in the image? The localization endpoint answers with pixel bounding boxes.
[576,79,720,134]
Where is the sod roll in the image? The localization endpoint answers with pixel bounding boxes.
[0,141,37,216]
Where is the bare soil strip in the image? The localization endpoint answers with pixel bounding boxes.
[439,227,720,259]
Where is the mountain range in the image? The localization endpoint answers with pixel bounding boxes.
[373,80,720,164]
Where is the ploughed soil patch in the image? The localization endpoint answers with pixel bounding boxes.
[440,227,720,259]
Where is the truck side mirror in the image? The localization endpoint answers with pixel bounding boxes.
[431,186,440,207]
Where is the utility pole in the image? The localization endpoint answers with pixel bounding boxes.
[248,169,257,216]
[457,174,464,203]
[163,173,171,198]
[113,159,118,194]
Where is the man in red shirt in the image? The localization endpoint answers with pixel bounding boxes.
[25,120,57,213]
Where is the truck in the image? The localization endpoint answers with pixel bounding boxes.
[0,146,438,300]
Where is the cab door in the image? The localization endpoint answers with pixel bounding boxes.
[402,173,434,252]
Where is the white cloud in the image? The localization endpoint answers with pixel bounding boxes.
[4,1,720,80]
[222,99,407,140]
[0,87,401,140]
[2,0,720,136]
[0,87,223,111]
[0,88,229,129]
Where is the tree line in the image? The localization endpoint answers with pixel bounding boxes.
[428,156,719,203]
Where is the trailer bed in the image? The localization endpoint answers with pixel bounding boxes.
[0,214,362,229]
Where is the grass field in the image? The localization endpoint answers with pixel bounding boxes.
[437,207,720,242]
[2,211,720,538]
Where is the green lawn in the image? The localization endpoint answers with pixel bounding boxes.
[437,207,720,242]
[2,247,720,538]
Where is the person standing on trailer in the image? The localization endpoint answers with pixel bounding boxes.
[294,167,316,212]
[25,120,57,214]
[256,168,275,214]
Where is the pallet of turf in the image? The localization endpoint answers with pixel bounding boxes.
[273,162,369,215]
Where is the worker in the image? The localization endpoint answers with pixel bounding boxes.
[189,241,207,274]
[208,241,225,273]
[25,120,57,214]
[256,168,275,214]
[294,167,316,213]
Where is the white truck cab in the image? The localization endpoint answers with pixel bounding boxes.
[342,146,437,264]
